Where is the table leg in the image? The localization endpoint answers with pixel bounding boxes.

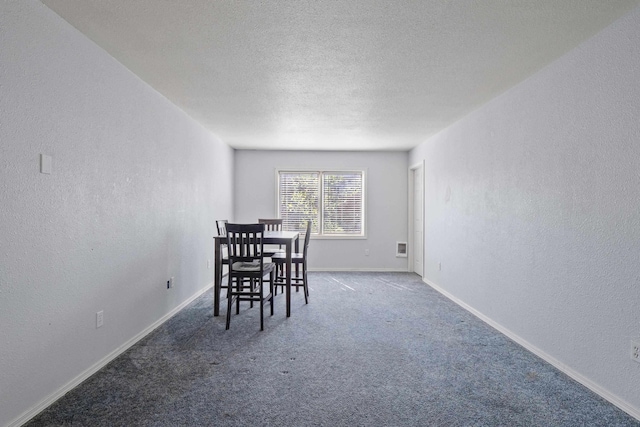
[294,233,300,279]
[286,239,292,317]
[214,238,222,316]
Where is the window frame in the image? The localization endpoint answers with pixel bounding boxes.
[276,168,367,239]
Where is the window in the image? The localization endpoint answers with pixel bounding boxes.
[277,170,365,238]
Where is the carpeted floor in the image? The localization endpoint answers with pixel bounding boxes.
[26,272,640,426]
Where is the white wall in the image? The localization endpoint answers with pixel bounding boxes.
[410,5,640,418]
[234,150,408,271]
[0,2,234,426]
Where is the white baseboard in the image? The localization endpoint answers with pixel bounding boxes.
[423,277,640,422]
[8,283,214,427]
[309,268,408,272]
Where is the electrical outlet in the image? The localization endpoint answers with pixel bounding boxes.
[207,259,211,269]
[438,262,442,271]
[632,340,640,363]
[365,249,370,256]
[169,276,174,289]
[96,310,104,329]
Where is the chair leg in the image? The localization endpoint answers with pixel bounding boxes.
[277,263,284,281]
[246,278,252,308]
[236,278,241,314]
[270,270,275,316]
[226,277,233,330]
[303,263,309,304]
[274,262,284,295]
[274,268,278,296]
[259,277,264,331]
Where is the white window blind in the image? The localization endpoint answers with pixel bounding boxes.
[277,170,365,237]
[278,172,320,233]
[322,172,363,235]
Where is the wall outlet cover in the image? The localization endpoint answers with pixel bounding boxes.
[96,310,104,328]
[632,340,640,363]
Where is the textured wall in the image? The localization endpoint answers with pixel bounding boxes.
[0,2,233,425]
[410,5,640,417]
[234,150,408,271]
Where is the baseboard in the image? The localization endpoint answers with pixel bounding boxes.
[8,282,214,427]
[423,278,640,422]
[309,268,409,272]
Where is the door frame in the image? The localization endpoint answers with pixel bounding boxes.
[408,160,425,277]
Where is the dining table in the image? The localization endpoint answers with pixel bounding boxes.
[213,229,300,318]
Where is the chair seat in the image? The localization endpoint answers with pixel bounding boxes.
[231,261,275,272]
[264,248,285,256]
[271,252,304,262]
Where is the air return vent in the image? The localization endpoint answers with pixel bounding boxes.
[396,242,407,257]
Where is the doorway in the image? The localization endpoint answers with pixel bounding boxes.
[409,161,424,277]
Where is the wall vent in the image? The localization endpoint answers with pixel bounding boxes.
[396,242,408,257]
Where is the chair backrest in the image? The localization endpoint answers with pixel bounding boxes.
[216,219,228,236]
[225,223,266,266]
[302,220,312,258]
[258,218,282,231]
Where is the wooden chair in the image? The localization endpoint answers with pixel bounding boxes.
[257,218,284,253]
[216,219,228,236]
[215,219,230,292]
[258,218,283,231]
[258,218,285,274]
[225,223,275,330]
[272,220,311,304]
[216,220,229,263]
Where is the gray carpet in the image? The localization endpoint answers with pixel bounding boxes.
[26,272,640,426]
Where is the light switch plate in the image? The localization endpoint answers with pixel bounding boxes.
[40,154,52,174]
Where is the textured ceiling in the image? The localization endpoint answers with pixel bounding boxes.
[41,0,640,151]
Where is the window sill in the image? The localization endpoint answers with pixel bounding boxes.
[310,234,367,240]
